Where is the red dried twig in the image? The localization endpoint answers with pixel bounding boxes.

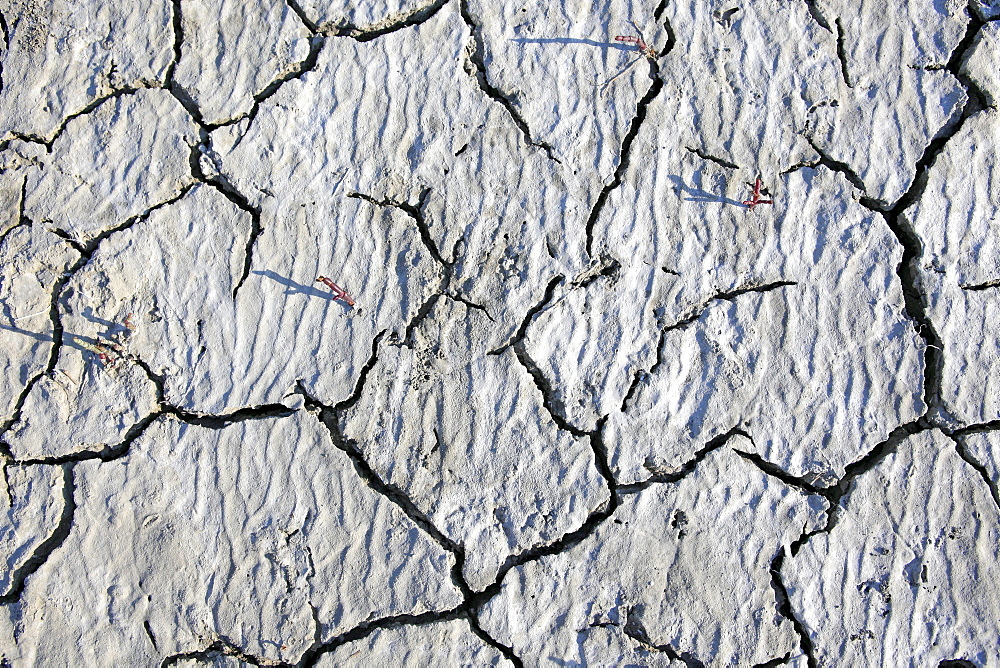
[600,21,658,93]
[614,21,657,59]
[742,177,774,211]
[316,276,356,307]
[76,314,137,369]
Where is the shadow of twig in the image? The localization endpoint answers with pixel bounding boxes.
[254,270,335,300]
[254,270,355,312]
[667,175,745,207]
[509,37,635,53]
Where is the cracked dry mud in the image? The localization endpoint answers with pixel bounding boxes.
[0,0,997,665]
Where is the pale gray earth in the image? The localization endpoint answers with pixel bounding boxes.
[0,0,997,665]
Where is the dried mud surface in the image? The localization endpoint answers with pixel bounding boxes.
[0,0,998,665]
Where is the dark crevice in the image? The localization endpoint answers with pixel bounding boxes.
[299,387,475,603]
[618,426,749,492]
[851,8,990,424]
[753,655,793,668]
[167,85,208,129]
[614,608,702,666]
[16,172,28,223]
[653,0,669,22]
[619,369,646,413]
[9,411,157,466]
[712,281,798,303]
[171,28,325,133]
[833,18,853,88]
[464,614,524,668]
[649,327,669,375]
[143,619,158,652]
[0,175,32,248]
[959,279,1000,290]
[657,281,798,337]
[623,614,704,667]
[769,549,817,668]
[685,146,738,170]
[24,87,144,150]
[469,417,617,606]
[297,607,465,667]
[950,434,1000,512]
[458,1,559,161]
[160,637,271,667]
[787,421,925,557]
[0,463,12,508]
[948,8,991,112]
[46,228,86,254]
[401,294,442,348]
[237,35,326,130]
[779,158,822,175]
[165,0,327,132]
[582,12,676,254]
[329,331,386,411]
[511,343,588,437]
[69,184,196,252]
[124,350,170,407]
[0,464,76,605]
[284,0,320,34]
[0,255,79,442]
[330,0,450,42]
[0,188,194,447]
[732,450,825,495]
[803,0,832,32]
[168,404,297,429]
[952,418,1000,437]
[584,61,664,256]
[347,188,450,269]
[292,335,527,666]
[851,10,989,210]
[448,293,493,320]
[14,403,296,467]
[803,128,954,421]
[188,143,263,299]
[165,0,184,86]
[660,11,678,54]
[803,136,867,193]
[487,275,563,355]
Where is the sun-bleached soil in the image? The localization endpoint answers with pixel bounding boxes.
[0,0,998,665]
